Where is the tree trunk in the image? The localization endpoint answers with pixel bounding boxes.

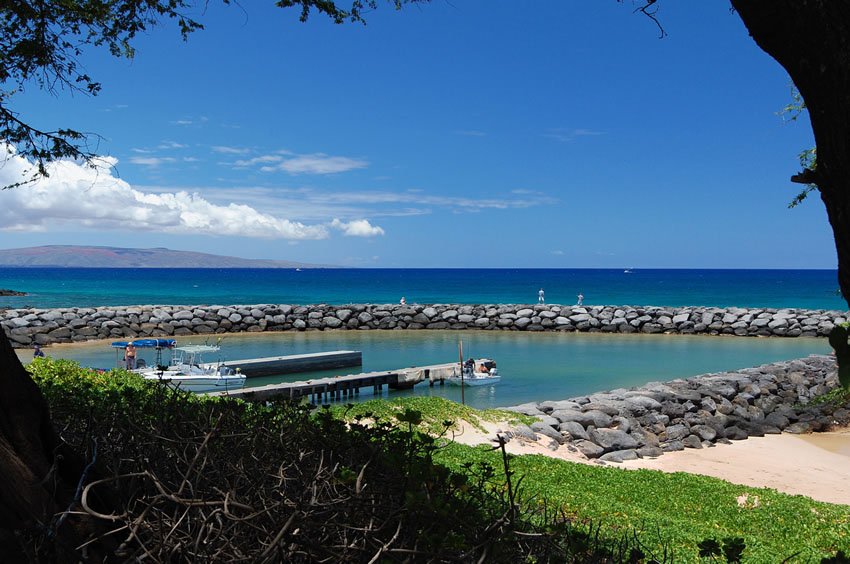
[731,1,850,309]
[0,331,108,560]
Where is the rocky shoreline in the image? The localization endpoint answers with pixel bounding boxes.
[1,303,847,347]
[504,354,844,463]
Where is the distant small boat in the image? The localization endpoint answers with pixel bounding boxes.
[446,358,501,386]
[624,268,634,274]
[296,268,302,272]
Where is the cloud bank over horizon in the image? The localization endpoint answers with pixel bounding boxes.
[0,151,385,240]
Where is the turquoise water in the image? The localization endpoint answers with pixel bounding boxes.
[38,331,829,409]
[7,268,839,407]
[0,268,845,310]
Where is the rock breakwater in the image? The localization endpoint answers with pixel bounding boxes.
[505,355,844,463]
[1,303,847,347]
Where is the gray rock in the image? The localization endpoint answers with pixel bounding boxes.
[660,424,689,441]
[725,426,749,440]
[504,403,544,417]
[539,400,582,412]
[558,421,589,441]
[599,449,639,463]
[531,422,566,443]
[690,425,717,442]
[662,440,685,452]
[553,409,613,429]
[630,428,660,448]
[535,415,560,428]
[682,435,703,449]
[763,412,790,429]
[509,424,537,441]
[588,428,639,452]
[660,401,685,418]
[785,422,813,434]
[574,439,605,459]
[625,395,662,412]
[636,446,664,458]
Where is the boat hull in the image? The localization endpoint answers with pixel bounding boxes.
[444,375,501,386]
[142,373,246,393]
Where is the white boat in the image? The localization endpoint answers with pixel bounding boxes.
[112,339,246,393]
[445,358,501,386]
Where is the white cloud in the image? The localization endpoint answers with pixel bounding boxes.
[311,190,557,211]
[157,141,187,150]
[233,151,369,175]
[129,156,176,167]
[212,146,251,155]
[279,154,367,174]
[454,130,487,137]
[330,218,385,237]
[0,152,330,240]
[234,155,285,167]
[172,119,193,126]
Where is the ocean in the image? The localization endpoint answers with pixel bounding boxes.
[6,267,841,408]
[0,268,845,310]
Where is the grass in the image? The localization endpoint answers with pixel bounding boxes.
[332,396,850,562]
[329,395,534,434]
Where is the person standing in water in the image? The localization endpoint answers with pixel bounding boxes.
[538,288,545,304]
[577,292,584,306]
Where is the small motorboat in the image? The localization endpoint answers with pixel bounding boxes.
[446,358,500,386]
[111,339,246,393]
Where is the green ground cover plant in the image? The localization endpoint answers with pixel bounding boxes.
[435,443,850,562]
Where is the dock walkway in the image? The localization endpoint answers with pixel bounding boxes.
[202,350,362,377]
[209,362,461,403]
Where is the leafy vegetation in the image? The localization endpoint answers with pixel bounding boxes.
[23,358,850,562]
[24,359,648,561]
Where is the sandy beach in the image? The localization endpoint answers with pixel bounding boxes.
[453,422,850,506]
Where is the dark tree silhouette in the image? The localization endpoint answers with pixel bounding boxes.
[730,1,850,309]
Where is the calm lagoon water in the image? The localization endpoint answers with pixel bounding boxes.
[40,331,829,409]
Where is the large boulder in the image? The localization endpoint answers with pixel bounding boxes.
[588,428,639,453]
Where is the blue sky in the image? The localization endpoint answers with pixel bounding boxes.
[0,1,834,268]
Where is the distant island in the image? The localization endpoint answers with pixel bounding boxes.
[0,289,26,296]
[0,245,334,269]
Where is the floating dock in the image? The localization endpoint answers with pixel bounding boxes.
[202,350,362,377]
[209,362,461,402]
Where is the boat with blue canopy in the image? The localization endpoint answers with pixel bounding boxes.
[110,339,245,393]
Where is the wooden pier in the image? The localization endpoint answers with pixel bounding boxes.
[209,362,461,402]
[202,350,362,377]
